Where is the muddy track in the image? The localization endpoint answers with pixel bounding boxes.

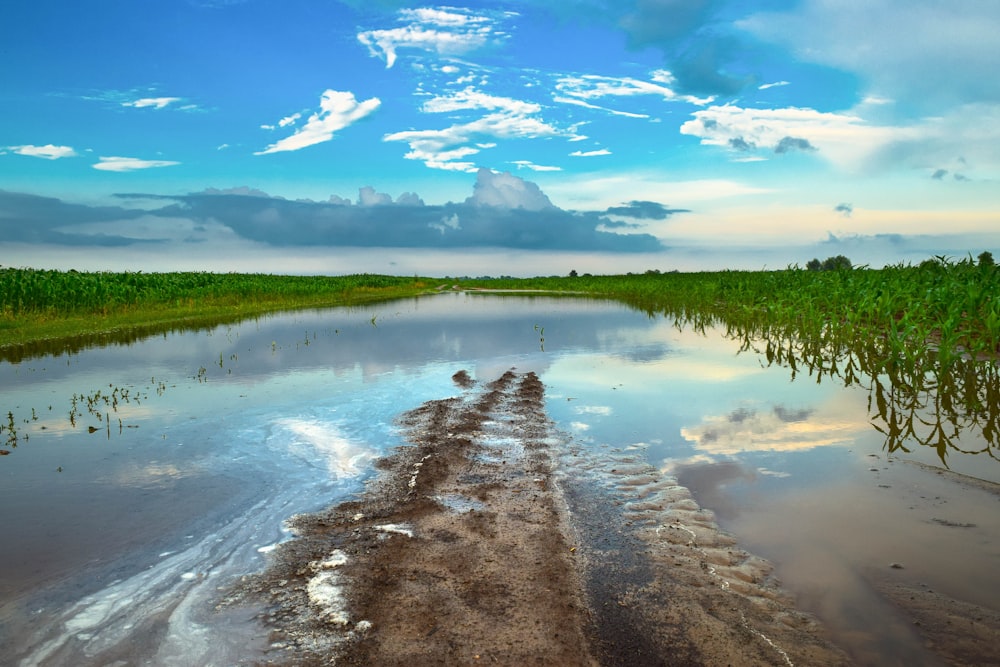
[226,370,850,666]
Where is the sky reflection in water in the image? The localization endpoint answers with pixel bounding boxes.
[1,293,997,665]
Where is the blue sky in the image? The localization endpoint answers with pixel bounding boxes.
[2,0,998,275]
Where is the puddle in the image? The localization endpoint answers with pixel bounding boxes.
[1,293,998,665]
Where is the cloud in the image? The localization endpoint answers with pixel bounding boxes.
[93,156,180,172]
[739,0,1000,111]
[256,90,380,155]
[5,144,78,160]
[681,405,863,456]
[555,71,714,109]
[834,203,853,217]
[569,149,611,158]
[48,170,656,253]
[278,112,301,128]
[466,168,554,211]
[383,89,564,171]
[510,160,562,172]
[122,97,182,109]
[605,201,690,220]
[357,6,509,68]
[758,81,790,90]
[617,1,753,95]
[680,104,899,169]
[774,136,816,154]
[932,169,948,180]
[0,190,153,245]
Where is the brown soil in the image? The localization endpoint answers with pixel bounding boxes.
[225,369,852,666]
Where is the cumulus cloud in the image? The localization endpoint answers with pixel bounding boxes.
[680,104,898,169]
[0,170,662,252]
[357,6,508,68]
[256,90,380,155]
[93,156,180,172]
[5,144,78,160]
[466,168,554,211]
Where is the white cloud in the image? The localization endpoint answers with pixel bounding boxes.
[758,81,790,90]
[739,0,1000,110]
[122,97,182,109]
[278,112,302,128]
[384,96,563,171]
[570,149,611,157]
[467,168,554,211]
[422,88,540,116]
[556,71,714,108]
[511,160,562,172]
[6,144,78,160]
[681,102,1000,175]
[256,90,380,155]
[357,6,508,68]
[93,156,180,172]
[680,104,898,169]
[553,96,649,119]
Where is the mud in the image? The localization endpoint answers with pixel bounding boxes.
[223,370,854,665]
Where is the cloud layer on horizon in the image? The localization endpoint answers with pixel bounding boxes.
[0,169,666,253]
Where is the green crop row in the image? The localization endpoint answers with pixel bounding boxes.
[0,268,424,316]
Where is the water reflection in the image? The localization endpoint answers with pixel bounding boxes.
[1,293,998,666]
[717,315,1000,467]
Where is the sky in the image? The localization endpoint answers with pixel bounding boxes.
[1,0,998,276]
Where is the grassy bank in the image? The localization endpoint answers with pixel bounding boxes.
[0,269,435,350]
[4,260,998,363]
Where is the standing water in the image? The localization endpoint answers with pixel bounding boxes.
[1,293,997,665]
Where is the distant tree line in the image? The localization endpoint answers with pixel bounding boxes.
[805,255,853,271]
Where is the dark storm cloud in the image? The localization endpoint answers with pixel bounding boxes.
[1,171,664,253]
[604,200,691,220]
[0,189,160,245]
[618,0,753,95]
[774,136,817,154]
[141,192,661,251]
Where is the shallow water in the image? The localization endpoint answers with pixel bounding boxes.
[1,293,997,665]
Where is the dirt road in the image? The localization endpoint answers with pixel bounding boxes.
[228,369,853,665]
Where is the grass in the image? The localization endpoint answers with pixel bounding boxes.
[0,269,435,351]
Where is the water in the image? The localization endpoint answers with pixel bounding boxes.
[1,293,997,665]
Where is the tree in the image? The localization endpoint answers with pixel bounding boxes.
[806,255,852,271]
[568,269,578,278]
[821,255,853,271]
[978,251,995,268]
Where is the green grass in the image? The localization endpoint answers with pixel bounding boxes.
[0,269,435,351]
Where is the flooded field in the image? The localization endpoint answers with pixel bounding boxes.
[1,293,998,665]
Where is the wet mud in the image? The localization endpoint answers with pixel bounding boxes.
[226,369,997,665]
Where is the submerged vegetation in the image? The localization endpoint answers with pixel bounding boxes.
[2,257,998,464]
